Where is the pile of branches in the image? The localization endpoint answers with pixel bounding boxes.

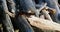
[0,0,60,32]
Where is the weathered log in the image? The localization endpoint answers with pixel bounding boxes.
[45,0,60,23]
[42,9,53,21]
[0,24,3,32]
[19,0,39,17]
[27,16,60,31]
[38,3,47,12]
[6,0,16,14]
[2,0,15,17]
[14,29,19,32]
[14,15,34,32]
[3,14,14,32]
[2,0,14,32]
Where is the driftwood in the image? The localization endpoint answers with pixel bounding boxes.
[27,16,60,31]
[6,0,16,14]
[42,9,53,21]
[2,0,14,32]
[2,0,15,17]
[38,3,47,12]
[27,9,60,32]
[0,24,3,32]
